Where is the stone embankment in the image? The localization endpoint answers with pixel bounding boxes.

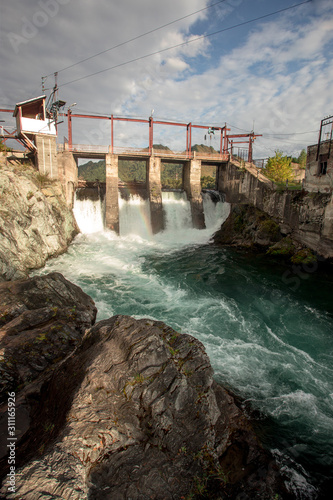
[218,161,333,260]
[0,273,290,500]
[0,154,79,281]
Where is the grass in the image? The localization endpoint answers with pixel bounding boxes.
[274,181,302,192]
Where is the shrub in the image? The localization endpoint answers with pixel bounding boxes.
[35,172,50,187]
[291,249,317,265]
[259,219,280,238]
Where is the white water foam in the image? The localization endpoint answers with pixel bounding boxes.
[162,191,192,230]
[73,189,230,239]
[73,196,105,233]
[36,190,333,497]
[119,194,152,238]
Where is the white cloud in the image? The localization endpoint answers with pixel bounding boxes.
[1,0,332,158]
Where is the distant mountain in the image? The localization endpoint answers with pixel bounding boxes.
[191,144,218,154]
[78,160,105,182]
[78,144,217,187]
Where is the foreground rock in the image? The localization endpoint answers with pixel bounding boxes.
[0,272,97,475]
[0,157,79,281]
[0,272,97,400]
[1,308,289,499]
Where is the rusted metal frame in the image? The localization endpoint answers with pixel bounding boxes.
[111,115,114,154]
[152,119,188,157]
[316,116,333,161]
[190,124,222,130]
[114,116,149,124]
[2,128,20,146]
[189,123,192,158]
[68,113,111,120]
[248,135,254,163]
[220,129,223,159]
[186,123,192,158]
[149,116,153,154]
[328,121,333,159]
[154,120,188,127]
[67,109,72,148]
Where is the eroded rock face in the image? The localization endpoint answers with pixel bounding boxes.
[0,272,97,401]
[0,314,288,500]
[0,159,79,281]
[213,204,283,249]
[0,271,97,478]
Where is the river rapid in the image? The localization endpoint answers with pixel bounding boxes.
[36,191,333,499]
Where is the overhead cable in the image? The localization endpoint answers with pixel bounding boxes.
[43,0,229,78]
[58,0,312,88]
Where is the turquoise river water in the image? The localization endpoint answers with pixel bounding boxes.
[36,191,333,499]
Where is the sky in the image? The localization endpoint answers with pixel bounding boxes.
[0,0,332,159]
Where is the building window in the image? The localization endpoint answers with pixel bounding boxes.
[320,161,328,175]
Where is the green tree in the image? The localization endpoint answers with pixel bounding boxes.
[297,149,307,169]
[263,150,294,183]
[201,176,216,189]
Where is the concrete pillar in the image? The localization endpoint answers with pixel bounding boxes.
[105,154,119,233]
[322,193,333,240]
[148,156,164,233]
[183,159,205,229]
[35,134,58,179]
[217,162,227,193]
[57,151,78,207]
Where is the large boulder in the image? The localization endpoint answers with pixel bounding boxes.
[0,271,97,480]
[0,159,79,281]
[213,204,283,249]
[1,313,289,499]
[0,272,97,401]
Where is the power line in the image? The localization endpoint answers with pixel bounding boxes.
[263,130,317,136]
[44,0,229,78]
[59,0,312,88]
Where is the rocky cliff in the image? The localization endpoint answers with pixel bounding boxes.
[213,204,322,265]
[0,155,79,281]
[218,161,333,259]
[0,273,289,500]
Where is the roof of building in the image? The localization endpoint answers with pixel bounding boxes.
[13,95,47,117]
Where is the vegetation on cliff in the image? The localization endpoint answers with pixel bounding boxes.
[213,204,319,265]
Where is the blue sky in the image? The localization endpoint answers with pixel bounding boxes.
[0,0,332,158]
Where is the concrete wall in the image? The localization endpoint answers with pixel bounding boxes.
[148,156,164,233]
[304,141,333,193]
[219,160,333,258]
[183,159,205,229]
[35,135,58,179]
[57,151,78,207]
[105,154,119,233]
[54,151,209,234]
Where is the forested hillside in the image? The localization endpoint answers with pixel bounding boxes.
[78,144,217,188]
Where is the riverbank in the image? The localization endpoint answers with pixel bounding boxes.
[213,203,333,269]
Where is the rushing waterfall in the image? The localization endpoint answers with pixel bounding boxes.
[37,187,333,499]
[73,188,230,236]
[162,191,192,230]
[73,192,105,234]
[119,194,152,238]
